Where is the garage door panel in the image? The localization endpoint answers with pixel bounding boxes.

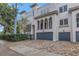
[59,32,70,41]
[76,32,79,41]
[37,32,53,40]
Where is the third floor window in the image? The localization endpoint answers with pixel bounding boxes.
[59,5,67,13]
[76,13,79,27]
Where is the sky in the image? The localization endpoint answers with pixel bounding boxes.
[18,3,46,12]
[0,3,46,32]
[0,24,4,32]
[17,3,46,20]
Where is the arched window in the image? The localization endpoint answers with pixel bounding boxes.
[49,17,52,29]
[40,20,43,29]
[76,13,79,27]
[45,18,48,29]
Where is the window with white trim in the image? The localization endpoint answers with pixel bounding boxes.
[49,17,52,29]
[60,20,63,25]
[40,20,43,29]
[64,18,68,25]
[60,18,68,27]
[59,5,67,13]
[76,13,79,27]
[37,21,39,30]
[45,18,48,29]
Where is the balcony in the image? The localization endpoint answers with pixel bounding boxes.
[34,10,58,19]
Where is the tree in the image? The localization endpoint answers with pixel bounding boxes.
[17,16,29,34]
[0,3,16,34]
[12,3,23,34]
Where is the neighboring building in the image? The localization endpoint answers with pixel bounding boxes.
[23,3,79,42]
[19,11,31,34]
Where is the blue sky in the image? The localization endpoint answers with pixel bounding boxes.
[17,3,46,20]
[18,3,46,12]
[0,3,46,32]
[0,24,4,32]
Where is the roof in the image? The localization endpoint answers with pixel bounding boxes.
[30,3,38,8]
[20,11,26,14]
[69,6,79,13]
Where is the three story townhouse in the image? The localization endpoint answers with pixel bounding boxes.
[25,3,79,42]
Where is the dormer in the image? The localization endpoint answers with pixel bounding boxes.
[30,3,39,10]
[20,11,27,19]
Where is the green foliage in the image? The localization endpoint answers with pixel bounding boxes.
[0,3,16,34]
[0,34,32,41]
[16,22,20,34]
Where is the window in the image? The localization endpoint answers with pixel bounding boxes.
[59,7,63,13]
[47,8,49,13]
[59,5,67,13]
[45,18,48,29]
[41,10,43,15]
[64,19,68,25]
[40,20,43,29]
[49,17,52,29]
[33,10,34,16]
[60,18,68,26]
[37,21,39,30]
[64,5,67,12]
[60,20,63,25]
[76,13,79,27]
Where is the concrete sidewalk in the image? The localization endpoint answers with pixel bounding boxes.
[0,40,21,56]
[9,45,60,56]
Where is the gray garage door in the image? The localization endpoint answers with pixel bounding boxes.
[37,32,53,40]
[76,31,79,41]
[59,32,70,41]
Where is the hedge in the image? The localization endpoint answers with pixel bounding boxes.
[0,34,32,41]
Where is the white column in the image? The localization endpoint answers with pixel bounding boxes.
[43,19,45,32]
[53,14,58,41]
[35,20,37,40]
[71,12,76,42]
[47,17,49,29]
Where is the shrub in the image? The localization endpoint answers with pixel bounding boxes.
[0,34,32,42]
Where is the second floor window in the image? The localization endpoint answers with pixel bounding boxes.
[60,18,68,26]
[49,17,52,29]
[45,18,48,29]
[40,20,43,29]
[60,20,63,25]
[64,18,68,25]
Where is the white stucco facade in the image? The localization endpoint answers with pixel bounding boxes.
[25,3,79,42]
